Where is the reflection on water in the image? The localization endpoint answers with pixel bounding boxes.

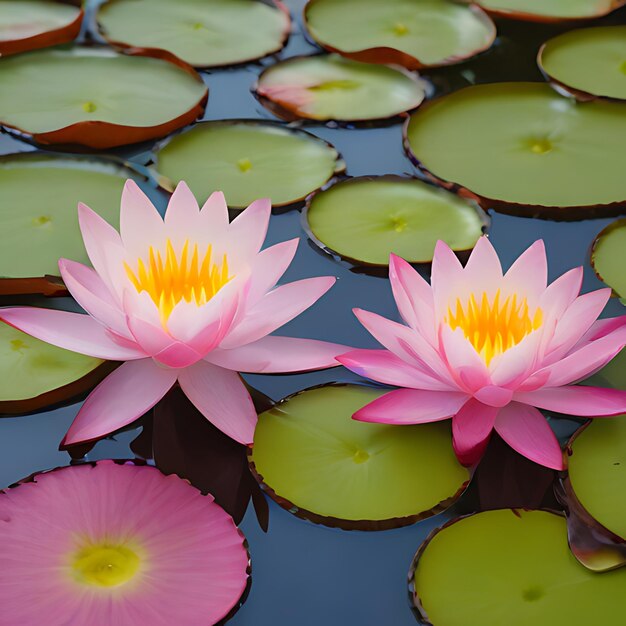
[0,0,625,624]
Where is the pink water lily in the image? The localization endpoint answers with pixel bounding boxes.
[0,181,345,446]
[338,237,626,470]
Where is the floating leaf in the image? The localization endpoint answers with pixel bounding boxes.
[0,46,207,149]
[97,0,290,68]
[0,153,151,290]
[0,322,113,415]
[539,26,626,102]
[591,219,626,298]
[304,0,495,69]
[0,0,82,56]
[304,175,486,267]
[255,54,426,122]
[153,120,344,209]
[470,0,626,22]
[411,509,626,626]
[404,82,626,218]
[250,384,468,530]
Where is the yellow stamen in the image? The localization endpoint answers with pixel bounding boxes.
[446,289,542,365]
[125,238,231,326]
[72,542,140,588]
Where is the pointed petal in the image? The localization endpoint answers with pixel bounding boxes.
[388,253,435,340]
[494,402,563,470]
[200,191,229,235]
[247,238,299,305]
[353,388,468,424]
[227,197,271,267]
[164,181,200,247]
[452,398,498,466]
[515,386,626,417]
[58,259,129,338]
[490,328,543,388]
[337,348,449,390]
[463,236,503,293]
[581,316,626,344]
[178,361,257,444]
[63,359,176,445]
[207,336,346,373]
[438,325,490,393]
[0,307,145,360]
[538,267,583,332]
[221,276,335,348]
[431,239,464,318]
[119,179,164,257]
[503,240,547,305]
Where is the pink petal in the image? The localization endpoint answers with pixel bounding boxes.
[438,324,490,393]
[489,329,543,388]
[581,316,626,344]
[337,348,449,390]
[200,190,229,234]
[119,179,164,258]
[463,236,503,293]
[452,398,498,466]
[58,258,130,338]
[207,335,346,373]
[227,197,271,268]
[221,276,335,349]
[538,266,583,341]
[353,308,453,385]
[353,388,468,424]
[163,181,201,248]
[0,307,145,360]
[503,240,547,305]
[494,402,563,470]
[388,253,435,341]
[247,238,299,305]
[430,239,465,318]
[62,359,177,445]
[178,361,257,444]
[515,385,626,417]
[473,385,514,407]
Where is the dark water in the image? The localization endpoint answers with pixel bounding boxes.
[1,1,625,624]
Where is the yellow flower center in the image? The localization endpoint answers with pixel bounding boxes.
[125,239,231,326]
[72,543,140,588]
[446,290,543,365]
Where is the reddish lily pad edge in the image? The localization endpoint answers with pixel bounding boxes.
[590,218,626,300]
[253,54,429,125]
[302,174,490,273]
[150,118,347,210]
[0,151,161,297]
[247,382,470,531]
[302,0,496,70]
[0,46,208,150]
[471,0,626,23]
[95,0,292,69]
[0,0,83,57]
[402,93,626,221]
[1,459,252,625]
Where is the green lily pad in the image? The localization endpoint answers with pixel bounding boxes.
[539,27,626,102]
[412,509,626,626]
[305,176,486,266]
[0,321,109,414]
[472,0,625,21]
[249,384,468,529]
[304,0,495,69]
[0,46,207,149]
[255,54,426,122]
[568,419,626,540]
[591,219,626,299]
[97,0,290,68]
[404,82,626,217]
[0,0,82,56]
[0,153,140,282]
[153,121,344,209]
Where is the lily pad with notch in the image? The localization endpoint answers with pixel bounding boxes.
[153,120,344,209]
[304,175,487,268]
[410,509,626,626]
[96,0,290,69]
[0,46,207,149]
[249,384,469,530]
[304,0,496,69]
[0,0,82,56]
[404,82,626,219]
[539,26,626,102]
[255,54,426,123]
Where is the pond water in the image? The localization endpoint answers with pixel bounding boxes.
[0,1,625,624]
